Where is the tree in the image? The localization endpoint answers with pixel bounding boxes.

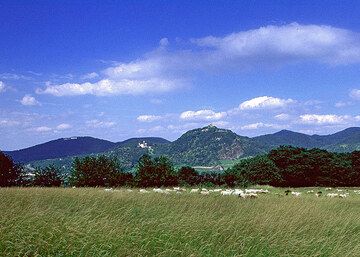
[178,166,199,186]
[0,151,23,187]
[229,155,281,187]
[33,165,63,187]
[135,155,177,187]
[70,155,132,187]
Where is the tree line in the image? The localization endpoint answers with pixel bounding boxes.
[1,146,360,187]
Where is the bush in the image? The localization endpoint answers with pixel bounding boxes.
[0,151,23,187]
[33,166,63,187]
[70,155,133,187]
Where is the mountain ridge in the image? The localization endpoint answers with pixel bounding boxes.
[4,125,360,167]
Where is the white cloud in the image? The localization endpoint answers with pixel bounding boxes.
[86,119,116,128]
[33,126,52,132]
[193,23,360,65]
[137,115,163,122]
[180,109,227,121]
[274,113,290,120]
[350,89,360,100]
[0,81,5,93]
[299,114,350,124]
[35,23,360,97]
[239,96,295,110]
[81,72,99,80]
[56,123,72,130]
[36,78,180,96]
[20,95,40,106]
[355,115,360,121]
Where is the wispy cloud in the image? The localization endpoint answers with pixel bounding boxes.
[274,113,290,120]
[350,89,360,100]
[0,81,5,93]
[137,115,163,122]
[299,114,351,125]
[86,119,116,128]
[32,126,52,133]
[81,72,99,80]
[56,123,72,130]
[0,73,32,80]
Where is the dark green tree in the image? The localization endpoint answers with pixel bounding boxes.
[178,166,199,186]
[33,165,63,187]
[228,155,281,187]
[135,154,177,187]
[70,155,132,187]
[0,151,23,187]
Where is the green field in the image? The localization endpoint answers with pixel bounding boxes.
[1,187,360,256]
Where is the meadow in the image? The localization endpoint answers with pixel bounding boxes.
[1,187,360,257]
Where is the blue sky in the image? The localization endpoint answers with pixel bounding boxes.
[2,0,360,150]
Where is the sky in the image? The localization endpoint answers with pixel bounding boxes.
[2,0,360,150]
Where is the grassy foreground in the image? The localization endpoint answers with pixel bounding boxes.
[1,188,360,256]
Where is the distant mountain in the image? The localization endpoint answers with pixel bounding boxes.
[5,136,171,164]
[254,127,360,152]
[253,130,320,149]
[5,137,116,163]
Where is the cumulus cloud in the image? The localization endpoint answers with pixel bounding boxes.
[86,119,116,128]
[239,96,295,110]
[56,123,72,130]
[0,81,5,93]
[193,23,360,66]
[180,109,227,121]
[20,95,40,106]
[350,89,360,100]
[137,115,163,122]
[299,114,350,124]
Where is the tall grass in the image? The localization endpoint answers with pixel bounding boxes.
[1,188,360,256]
